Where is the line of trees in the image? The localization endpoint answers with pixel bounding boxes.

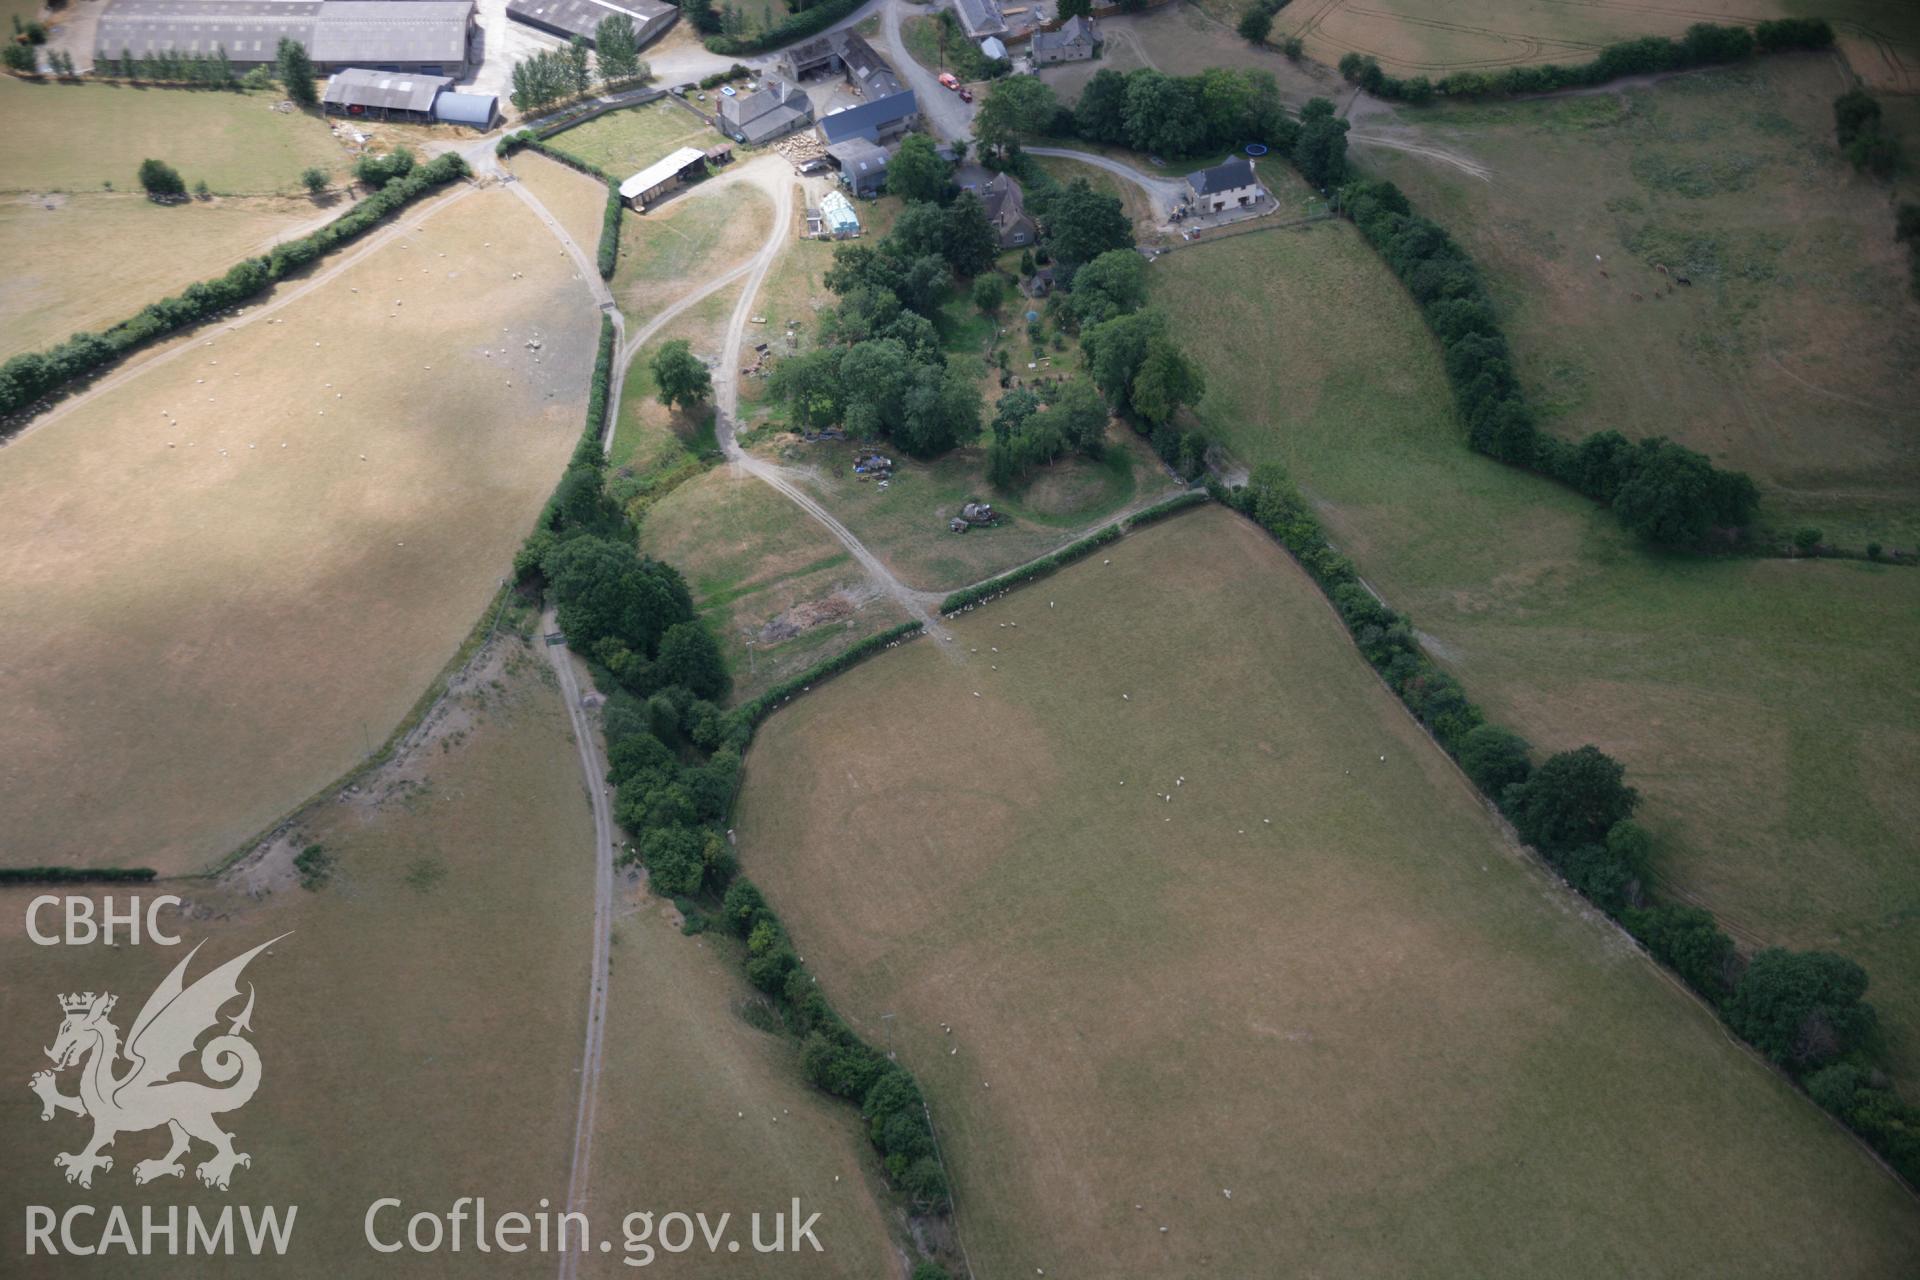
[1215,462,1917,1186]
[1342,18,1834,103]
[509,35,653,112]
[0,152,469,424]
[93,45,241,86]
[513,319,954,1233]
[1341,176,1757,545]
[978,67,1347,189]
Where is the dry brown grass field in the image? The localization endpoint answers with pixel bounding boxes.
[1248,0,1920,93]
[507,150,614,262]
[0,184,597,875]
[734,506,1920,1278]
[1360,55,1920,548]
[581,893,898,1278]
[614,181,774,322]
[0,640,592,1275]
[0,192,341,360]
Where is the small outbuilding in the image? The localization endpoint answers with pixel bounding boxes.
[825,138,890,197]
[433,90,498,128]
[322,68,450,121]
[619,146,709,210]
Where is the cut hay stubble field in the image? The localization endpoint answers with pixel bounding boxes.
[0,184,597,875]
[1148,216,1920,1090]
[734,506,1920,1278]
[0,192,341,361]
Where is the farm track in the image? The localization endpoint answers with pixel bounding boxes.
[544,609,618,1280]
[5,179,481,447]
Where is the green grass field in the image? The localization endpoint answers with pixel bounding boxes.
[733,506,1920,1277]
[781,426,1176,591]
[0,78,344,194]
[546,101,714,180]
[0,641,592,1276]
[1359,56,1920,549]
[638,466,913,705]
[1148,217,1920,1090]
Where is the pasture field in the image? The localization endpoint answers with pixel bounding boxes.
[1149,220,1920,1086]
[1032,3,1333,103]
[546,101,714,180]
[639,466,913,705]
[0,78,344,194]
[781,426,1177,592]
[0,640,593,1276]
[581,894,897,1278]
[1238,0,1920,93]
[507,150,614,260]
[610,283,737,472]
[734,506,1920,1278]
[0,191,337,359]
[1360,56,1920,548]
[0,185,597,876]
[614,181,773,321]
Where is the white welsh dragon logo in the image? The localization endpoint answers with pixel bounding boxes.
[28,935,288,1191]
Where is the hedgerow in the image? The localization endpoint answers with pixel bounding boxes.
[1211,466,1916,1187]
[703,0,865,56]
[1339,175,1757,546]
[940,523,1124,613]
[516,321,949,1228]
[730,621,925,730]
[0,867,158,884]
[1340,19,1833,102]
[0,152,469,425]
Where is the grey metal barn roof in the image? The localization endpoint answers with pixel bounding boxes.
[816,90,916,145]
[504,0,673,44]
[322,65,449,111]
[95,0,471,64]
[434,89,497,125]
[95,0,320,62]
[309,1,470,65]
[1188,156,1255,195]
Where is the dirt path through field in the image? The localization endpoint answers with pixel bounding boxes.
[544,609,619,1280]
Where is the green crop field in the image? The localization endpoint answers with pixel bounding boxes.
[734,506,1920,1278]
[0,78,344,194]
[1148,217,1920,1089]
[1358,56,1920,549]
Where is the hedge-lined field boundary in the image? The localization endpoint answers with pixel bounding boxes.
[0,151,470,427]
[939,490,1210,613]
[1340,18,1834,103]
[0,867,159,885]
[733,621,926,729]
[1209,467,1920,1192]
[498,130,626,280]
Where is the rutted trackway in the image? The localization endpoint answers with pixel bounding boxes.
[494,150,955,1280]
